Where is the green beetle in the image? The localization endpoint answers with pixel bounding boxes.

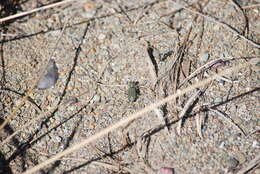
[127,81,139,102]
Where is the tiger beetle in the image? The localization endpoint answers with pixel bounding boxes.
[127,81,139,102]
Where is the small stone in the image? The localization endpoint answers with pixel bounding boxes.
[83,2,97,12]
[98,33,106,41]
[254,169,260,174]
[128,87,137,102]
[89,48,96,54]
[226,156,239,171]
[214,97,222,104]
[83,2,98,18]
[157,167,174,174]
[111,64,121,72]
[219,141,225,148]
[49,117,55,124]
[252,140,259,148]
[53,136,62,143]
[89,122,96,129]
[91,95,101,103]
[200,52,210,64]
[218,79,225,86]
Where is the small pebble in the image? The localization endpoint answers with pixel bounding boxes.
[83,2,97,12]
[214,97,222,104]
[98,33,106,41]
[157,167,174,174]
[254,169,260,174]
[226,156,239,171]
[111,63,121,72]
[53,136,62,143]
[252,140,259,148]
[218,79,225,86]
[219,141,225,148]
[200,52,210,63]
[82,2,98,18]
[90,95,101,103]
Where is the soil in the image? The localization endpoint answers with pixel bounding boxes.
[0,0,259,174]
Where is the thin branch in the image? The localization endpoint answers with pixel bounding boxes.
[242,3,260,9]
[177,90,202,135]
[229,0,249,35]
[209,108,246,136]
[179,58,224,87]
[246,129,260,138]
[144,41,158,87]
[195,112,204,138]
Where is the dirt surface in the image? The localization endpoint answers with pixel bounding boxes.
[0,0,260,173]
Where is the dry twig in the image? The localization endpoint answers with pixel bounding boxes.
[242,3,260,9]
[229,0,249,35]
[143,40,176,148]
[145,41,158,87]
[195,111,204,138]
[177,90,202,135]
[209,108,246,136]
[179,58,225,87]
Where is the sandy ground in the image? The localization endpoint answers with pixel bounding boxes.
[0,0,260,173]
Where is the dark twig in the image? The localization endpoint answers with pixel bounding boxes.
[229,0,249,35]
[209,108,246,136]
